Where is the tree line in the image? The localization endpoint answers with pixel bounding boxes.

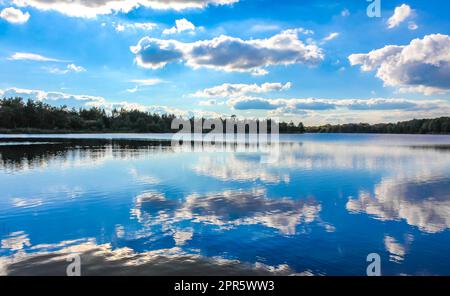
[0,97,305,133]
[305,118,450,134]
[0,97,448,134]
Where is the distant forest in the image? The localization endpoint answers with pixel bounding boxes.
[305,117,450,134]
[0,97,449,134]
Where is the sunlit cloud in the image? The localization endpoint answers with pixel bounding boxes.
[163,18,196,34]
[114,22,157,32]
[0,7,30,24]
[8,52,66,62]
[321,32,339,44]
[130,29,324,74]
[47,63,86,74]
[12,0,240,18]
[191,82,291,98]
[130,78,166,86]
[387,4,412,29]
[349,34,450,95]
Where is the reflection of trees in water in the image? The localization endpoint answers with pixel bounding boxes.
[0,139,173,171]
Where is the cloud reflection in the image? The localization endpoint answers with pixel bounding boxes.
[1,231,31,252]
[193,154,290,184]
[0,240,309,276]
[132,188,321,235]
[384,235,413,263]
[347,176,450,233]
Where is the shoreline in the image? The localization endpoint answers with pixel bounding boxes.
[0,130,449,136]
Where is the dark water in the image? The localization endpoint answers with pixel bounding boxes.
[0,134,449,276]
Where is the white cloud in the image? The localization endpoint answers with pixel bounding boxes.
[0,7,30,24]
[126,86,139,93]
[163,18,195,35]
[341,9,350,17]
[13,0,239,18]
[114,22,157,32]
[387,4,412,29]
[1,87,107,109]
[321,32,339,43]
[130,29,324,74]
[9,52,65,62]
[408,21,418,30]
[250,24,280,33]
[191,82,291,98]
[48,63,86,74]
[199,99,222,106]
[126,78,166,92]
[132,22,157,30]
[114,24,125,32]
[67,63,86,72]
[349,34,450,95]
[130,78,166,86]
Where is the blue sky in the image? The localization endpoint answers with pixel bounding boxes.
[0,0,449,125]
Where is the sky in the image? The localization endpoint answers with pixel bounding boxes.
[0,0,449,125]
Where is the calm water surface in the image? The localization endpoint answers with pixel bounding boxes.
[0,134,449,275]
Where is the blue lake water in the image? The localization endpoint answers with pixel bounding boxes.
[0,133,449,276]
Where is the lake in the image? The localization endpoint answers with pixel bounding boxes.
[0,133,449,276]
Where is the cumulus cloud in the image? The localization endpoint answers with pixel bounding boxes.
[387,4,412,29]
[163,18,196,35]
[8,52,65,62]
[12,0,239,18]
[349,34,450,95]
[47,63,86,74]
[130,29,324,74]
[0,7,30,24]
[191,82,291,98]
